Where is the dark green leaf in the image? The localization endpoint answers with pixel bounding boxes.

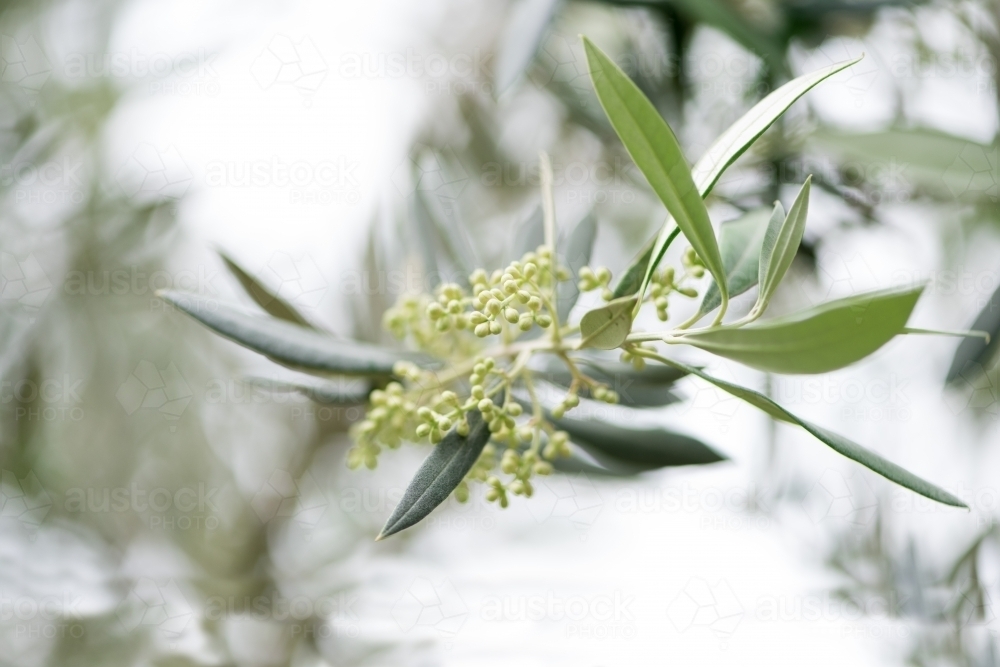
[612,237,655,299]
[947,283,1000,383]
[219,251,318,329]
[582,37,727,311]
[377,410,491,539]
[698,207,772,316]
[648,355,967,508]
[557,211,598,322]
[159,290,424,375]
[580,295,638,350]
[682,284,924,374]
[550,411,726,469]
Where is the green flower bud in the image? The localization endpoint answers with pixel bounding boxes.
[485,488,500,502]
[438,418,453,431]
[430,428,444,444]
[471,385,485,400]
[533,461,553,476]
[470,312,487,325]
[601,288,613,301]
[489,320,502,335]
[415,423,431,438]
[455,482,470,503]
[475,322,490,337]
[506,403,523,417]
[504,307,519,324]
[447,299,462,314]
[486,299,502,315]
[523,262,537,278]
[435,318,450,332]
[678,287,698,298]
[528,296,542,311]
[478,398,493,412]
[564,394,579,408]
[427,302,445,319]
[456,419,470,437]
[518,313,533,331]
[536,314,552,328]
[551,405,565,419]
[656,308,668,321]
[517,290,531,303]
[595,267,611,285]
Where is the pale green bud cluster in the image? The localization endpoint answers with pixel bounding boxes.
[578,265,613,301]
[468,247,567,338]
[347,382,415,470]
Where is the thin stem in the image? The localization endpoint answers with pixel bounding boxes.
[540,151,556,251]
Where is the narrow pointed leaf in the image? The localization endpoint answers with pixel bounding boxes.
[947,282,1000,383]
[682,284,924,374]
[698,207,772,316]
[690,56,863,197]
[551,412,725,469]
[495,0,562,94]
[583,37,726,307]
[159,290,423,375]
[612,237,655,299]
[579,296,638,350]
[755,177,810,315]
[246,377,371,404]
[377,410,491,539]
[219,252,318,329]
[557,211,598,321]
[649,355,967,508]
[613,56,861,294]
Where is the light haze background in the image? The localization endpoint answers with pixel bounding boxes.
[0,0,998,665]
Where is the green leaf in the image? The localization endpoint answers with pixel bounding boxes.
[754,176,810,317]
[533,354,686,407]
[697,207,772,316]
[582,37,727,313]
[612,237,655,299]
[557,211,598,322]
[377,410,492,539]
[579,295,638,350]
[612,56,862,294]
[947,283,1000,383]
[550,412,725,469]
[218,251,318,330]
[690,56,863,196]
[245,377,370,404]
[648,354,967,508]
[159,290,423,375]
[681,284,924,374]
[495,0,562,94]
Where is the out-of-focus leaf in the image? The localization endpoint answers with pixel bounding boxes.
[754,177,810,317]
[690,57,863,196]
[246,377,371,404]
[667,0,786,77]
[550,411,726,469]
[811,127,998,203]
[649,354,967,508]
[580,296,638,349]
[582,37,727,311]
[159,291,424,375]
[532,355,686,407]
[218,251,318,329]
[682,284,924,374]
[511,205,544,262]
[947,282,1000,383]
[697,207,772,316]
[377,410,491,539]
[495,0,563,94]
[411,161,479,286]
[557,211,598,321]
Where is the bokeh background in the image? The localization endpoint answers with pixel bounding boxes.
[0,0,998,665]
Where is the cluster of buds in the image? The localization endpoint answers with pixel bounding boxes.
[577,266,613,301]
[620,342,658,370]
[347,382,415,469]
[468,247,565,338]
[424,282,471,332]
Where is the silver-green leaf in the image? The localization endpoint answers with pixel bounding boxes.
[159,290,422,375]
[377,410,491,539]
[582,36,727,312]
[557,211,598,322]
[681,284,924,374]
[697,207,772,316]
[649,355,966,508]
[754,176,811,317]
[579,296,638,350]
[495,0,562,94]
[946,282,1000,383]
[690,56,863,197]
[219,251,318,330]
